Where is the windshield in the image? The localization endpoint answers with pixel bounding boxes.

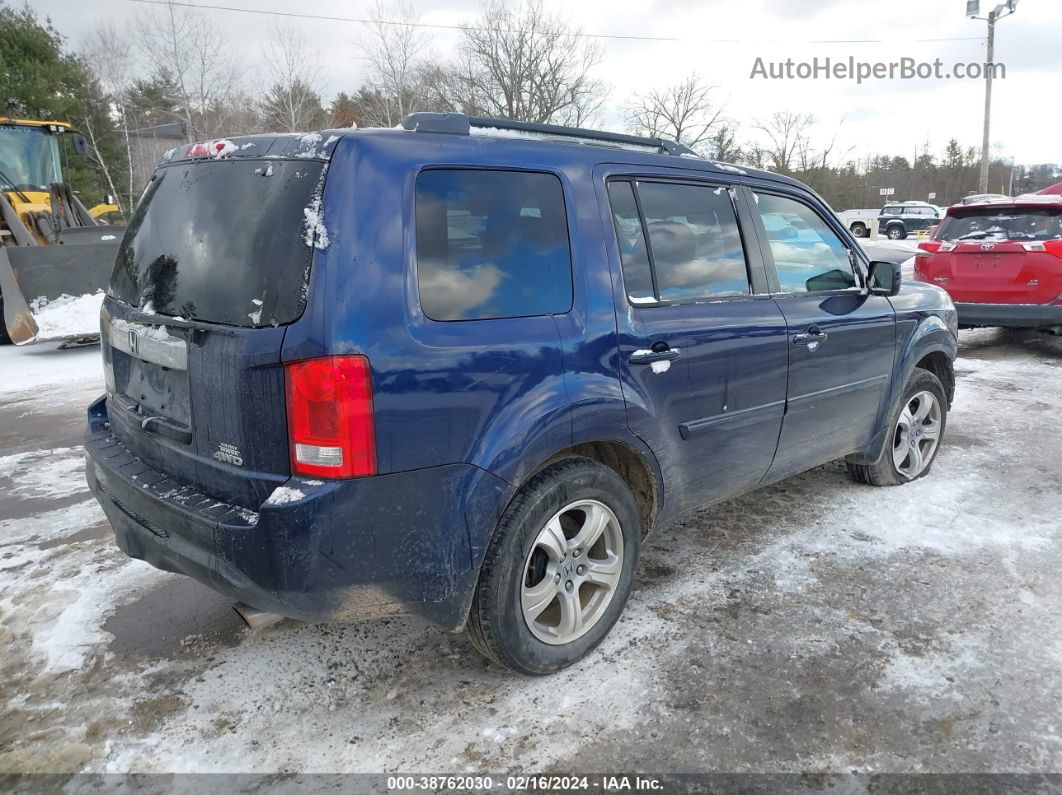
[0,125,61,190]
[110,159,325,327]
[938,207,1062,242]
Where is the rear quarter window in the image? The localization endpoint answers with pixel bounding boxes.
[414,169,573,321]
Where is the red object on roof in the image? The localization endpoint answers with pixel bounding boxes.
[1037,182,1062,195]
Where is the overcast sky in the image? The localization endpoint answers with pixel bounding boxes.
[32,0,1062,166]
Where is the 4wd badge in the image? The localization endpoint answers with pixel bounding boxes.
[213,442,244,466]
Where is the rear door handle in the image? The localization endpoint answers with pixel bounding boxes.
[629,347,681,366]
[792,326,828,351]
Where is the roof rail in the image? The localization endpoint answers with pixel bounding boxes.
[400,112,697,157]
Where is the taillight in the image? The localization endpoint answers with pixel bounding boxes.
[285,356,376,479]
[1043,241,1062,259]
[1022,241,1062,258]
[938,242,958,252]
[916,241,941,256]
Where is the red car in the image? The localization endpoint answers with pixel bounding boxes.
[914,189,1062,333]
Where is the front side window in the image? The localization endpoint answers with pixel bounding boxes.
[754,192,857,293]
[607,180,750,304]
[415,169,573,321]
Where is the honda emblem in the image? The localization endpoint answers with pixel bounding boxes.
[128,329,139,355]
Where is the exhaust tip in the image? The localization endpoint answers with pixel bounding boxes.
[233,602,285,631]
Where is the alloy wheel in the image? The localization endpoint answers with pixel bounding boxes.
[892,390,942,478]
[520,500,624,645]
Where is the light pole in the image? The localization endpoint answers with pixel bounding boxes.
[967,0,1018,194]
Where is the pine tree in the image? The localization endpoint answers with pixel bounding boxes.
[0,2,127,207]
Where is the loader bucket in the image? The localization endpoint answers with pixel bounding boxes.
[0,226,123,345]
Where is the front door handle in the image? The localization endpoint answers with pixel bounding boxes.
[629,346,681,366]
[792,326,828,351]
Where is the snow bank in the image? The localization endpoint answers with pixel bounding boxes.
[28,291,105,340]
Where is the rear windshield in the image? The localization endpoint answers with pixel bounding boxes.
[937,207,1062,243]
[110,159,325,327]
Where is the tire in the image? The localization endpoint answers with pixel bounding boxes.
[0,293,11,345]
[846,368,947,487]
[467,458,641,675]
[850,223,868,238]
[886,225,906,240]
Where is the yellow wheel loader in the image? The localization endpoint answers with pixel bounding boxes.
[0,118,124,346]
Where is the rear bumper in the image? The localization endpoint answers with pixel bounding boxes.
[84,395,510,630]
[955,302,1062,329]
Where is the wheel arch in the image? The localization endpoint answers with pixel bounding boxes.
[528,439,661,538]
[913,349,955,408]
[851,315,957,465]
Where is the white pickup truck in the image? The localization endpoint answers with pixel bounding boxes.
[836,208,880,238]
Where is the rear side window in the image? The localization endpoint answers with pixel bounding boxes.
[111,160,324,327]
[606,182,654,303]
[415,169,573,321]
[754,192,857,293]
[607,180,750,304]
[937,207,1062,242]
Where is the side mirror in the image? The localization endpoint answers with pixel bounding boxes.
[867,260,901,296]
[72,133,89,156]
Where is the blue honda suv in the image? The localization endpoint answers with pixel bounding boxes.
[85,113,958,674]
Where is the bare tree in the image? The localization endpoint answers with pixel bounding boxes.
[80,22,136,212]
[754,111,815,173]
[261,20,325,132]
[68,73,124,214]
[135,1,239,139]
[626,74,724,153]
[356,0,432,127]
[429,0,606,125]
[795,114,850,173]
[219,91,265,136]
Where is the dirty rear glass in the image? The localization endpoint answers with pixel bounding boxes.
[110,159,325,327]
[937,207,1062,242]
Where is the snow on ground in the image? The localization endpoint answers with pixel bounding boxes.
[0,329,1060,776]
[0,342,103,399]
[27,291,105,341]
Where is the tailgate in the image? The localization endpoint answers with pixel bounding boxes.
[97,142,335,509]
[101,305,291,509]
[936,244,1060,304]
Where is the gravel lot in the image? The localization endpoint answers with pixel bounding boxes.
[1,327,1059,777]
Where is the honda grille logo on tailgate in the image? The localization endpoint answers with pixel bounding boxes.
[213,442,244,466]
[128,329,139,355]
